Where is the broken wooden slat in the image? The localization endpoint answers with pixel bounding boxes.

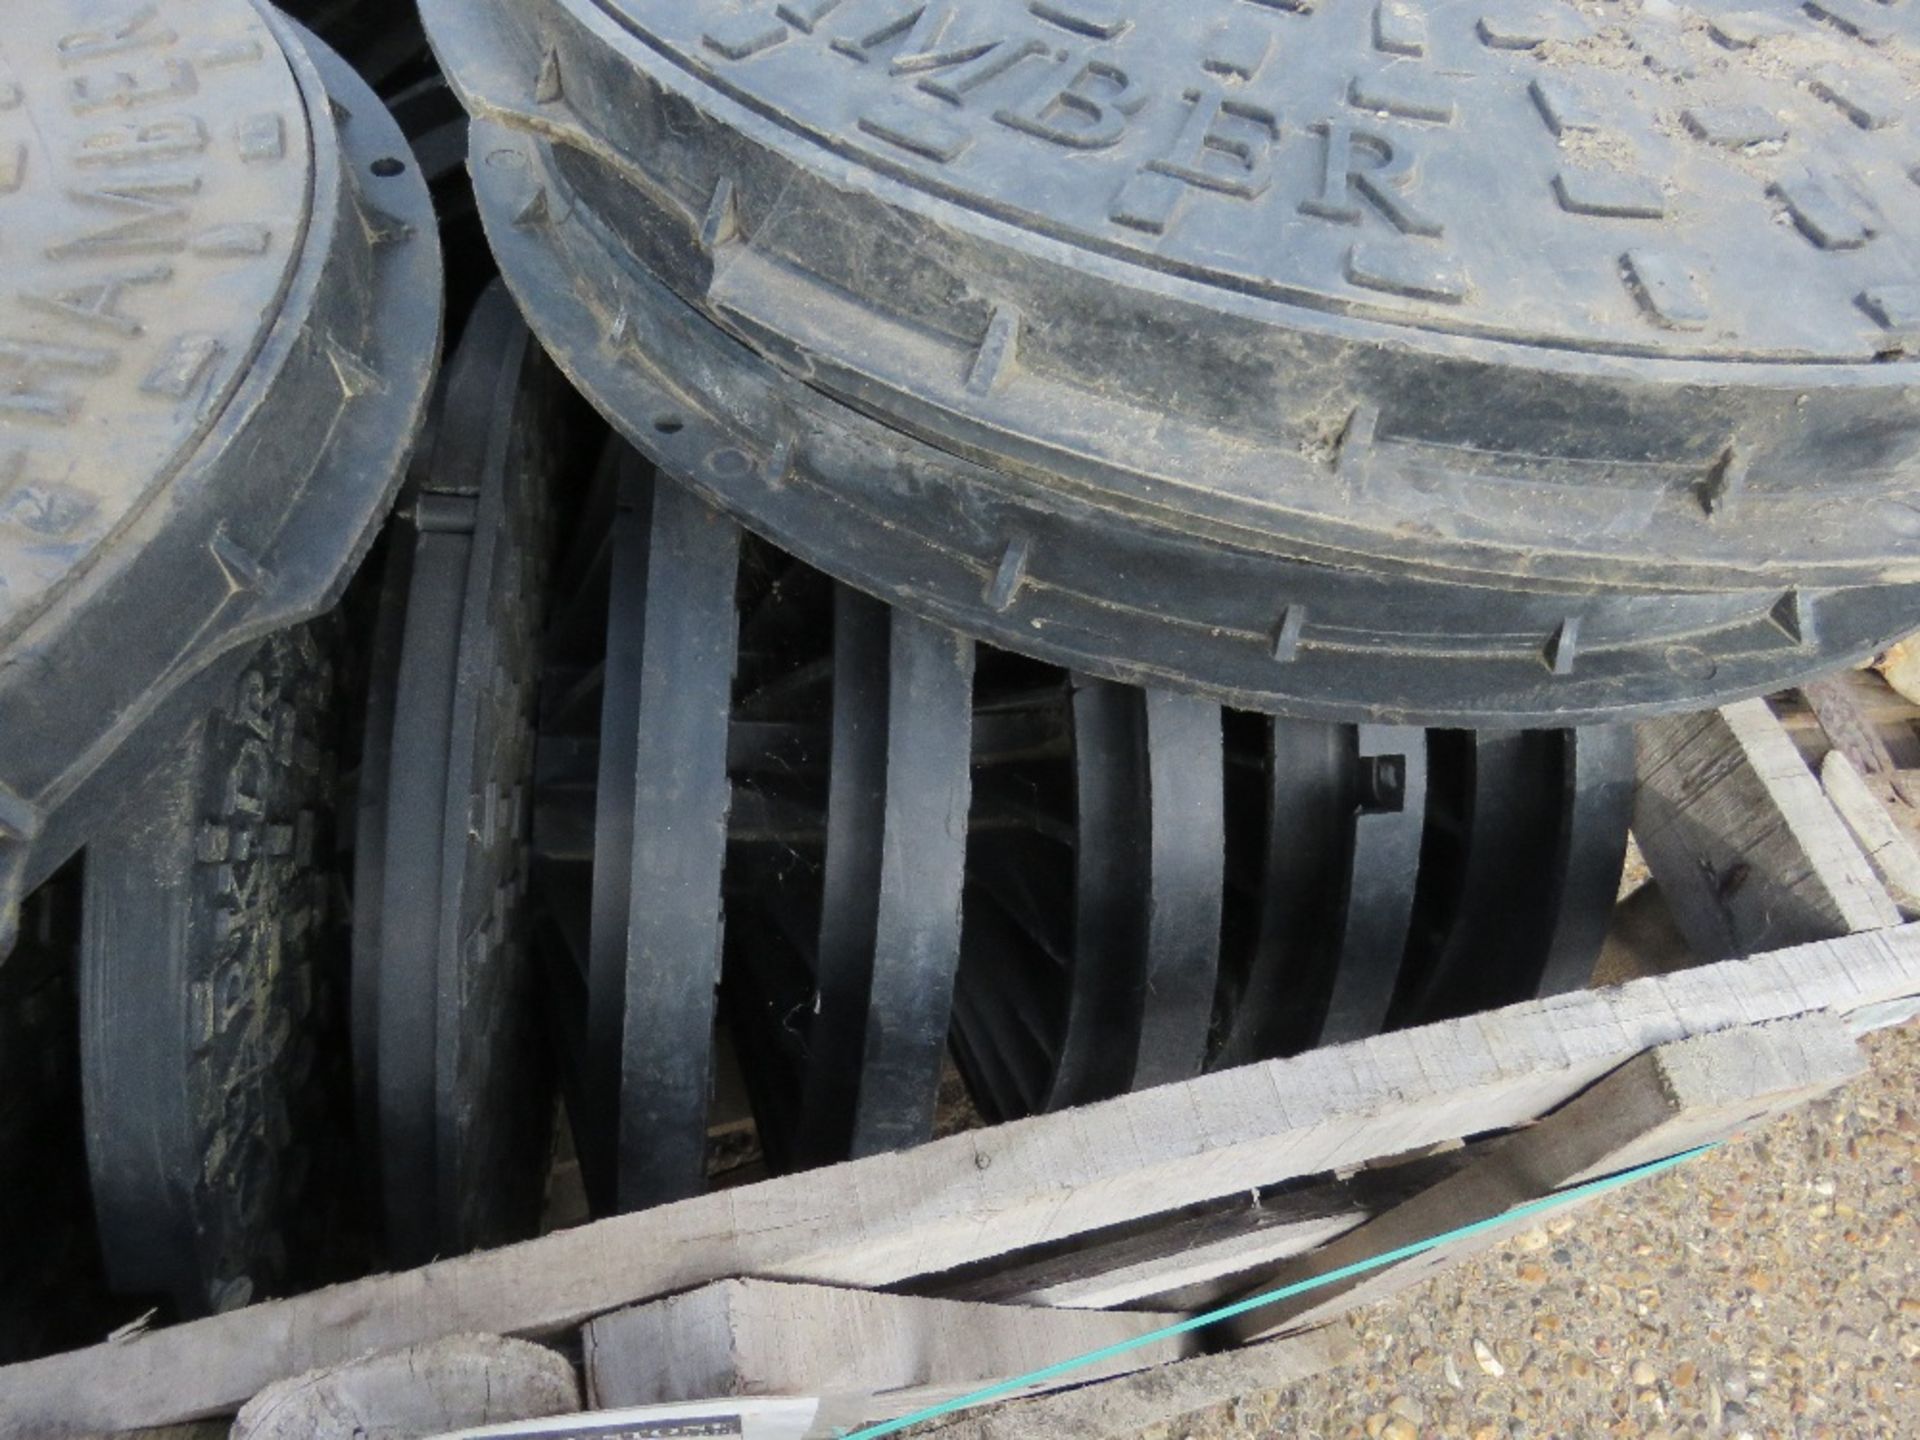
[584,1279,1185,1429]
[931,1161,1457,1311]
[1635,699,1900,959]
[5,924,1918,1438]
[1212,1012,1866,1344]
[942,1204,1360,1314]
[1799,674,1911,782]
[1772,670,1920,768]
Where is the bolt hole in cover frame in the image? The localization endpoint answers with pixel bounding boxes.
[386,65,497,345]
[427,0,1920,723]
[0,0,441,951]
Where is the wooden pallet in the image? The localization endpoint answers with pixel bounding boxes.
[4,697,1918,1440]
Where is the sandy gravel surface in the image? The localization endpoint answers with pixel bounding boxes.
[1146,1020,1919,1440]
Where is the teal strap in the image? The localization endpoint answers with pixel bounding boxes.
[838,1142,1719,1439]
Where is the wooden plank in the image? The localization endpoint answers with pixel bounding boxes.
[913,1325,1358,1440]
[1820,751,1920,915]
[931,1161,1456,1311]
[1131,1158,1473,1316]
[1212,1012,1867,1344]
[1635,700,1900,959]
[230,1336,579,1440]
[938,1203,1361,1313]
[1798,675,1913,783]
[584,1279,1185,1430]
[7,924,1918,1438]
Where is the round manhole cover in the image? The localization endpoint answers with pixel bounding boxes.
[573,0,1920,363]
[432,0,1920,722]
[0,0,310,642]
[0,3,440,945]
[431,0,1920,539]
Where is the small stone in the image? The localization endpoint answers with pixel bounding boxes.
[1517,1262,1549,1285]
[1445,1353,1465,1391]
[1474,1338,1506,1378]
[1366,1414,1391,1439]
[1631,1360,1659,1387]
[1673,1361,1698,1388]
[1383,1420,1419,1440]
[1514,1227,1551,1252]
[1390,1396,1425,1425]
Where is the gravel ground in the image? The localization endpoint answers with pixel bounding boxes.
[1146,1019,1920,1440]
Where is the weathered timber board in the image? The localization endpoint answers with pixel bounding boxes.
[584,1278,1186,1428]
[5,925,1917,1436]
[1636,700,1900,960]
[1215,1013,1866,1342]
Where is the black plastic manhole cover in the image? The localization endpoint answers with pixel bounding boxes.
[428,0,1920,724]
[0,0,440,950]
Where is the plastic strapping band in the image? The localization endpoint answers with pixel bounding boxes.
[837,1142,1721,1439]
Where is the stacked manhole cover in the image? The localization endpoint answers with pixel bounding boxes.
[0,0,439,1333]
[1,0,1916,1349]
[0,0,439,951]
[426,0,1920,724]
